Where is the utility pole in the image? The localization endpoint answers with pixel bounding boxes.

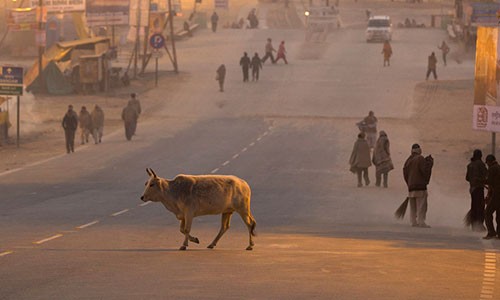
[167,0,178,72]
[38,0,45,92]
[134,0,142,78]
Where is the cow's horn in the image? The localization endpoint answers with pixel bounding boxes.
[150,169,158,178]
[146,168,152,176]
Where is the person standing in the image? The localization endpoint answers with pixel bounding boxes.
[62,105,78,153]
[211,11,219,33]
[438,40,450,66]
[91,104,105,144]
[349,132,372,187]
[484,154,500,239]
[372,131,394,188]
[275,41,288,64]
[466,149,488,232]
[240,52,251,82]
[403,144,433,228]
[251,52,262,81]
[78,106,92,145]
[261,38,276,64]
[381,40,392,67]
[426,52,438,80]
[129,93,141,135]
[362,111,378,149]
[122,101,139,141]
[216,64,226,92]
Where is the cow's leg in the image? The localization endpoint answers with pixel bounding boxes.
[180,214,194,250]
[238,211,256,251]
[207,212,232,249]
[179,219,199,244]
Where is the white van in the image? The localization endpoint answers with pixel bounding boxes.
[366,16,392,42]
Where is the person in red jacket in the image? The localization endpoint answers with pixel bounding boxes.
[275,41,288,64]
[403,144,433,228]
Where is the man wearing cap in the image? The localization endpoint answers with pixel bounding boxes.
[62,105,78,153]
[465,149,488,231]
[484,154,500,239]
[403,144,433,227]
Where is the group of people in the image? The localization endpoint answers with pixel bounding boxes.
[379,40,449,79]
[350,111,433,228]
[61,93,142,153]
[349,111,500,236]
[62,104,105,154]
[216,38,289,92]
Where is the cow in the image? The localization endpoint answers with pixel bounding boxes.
[141,168,257,250]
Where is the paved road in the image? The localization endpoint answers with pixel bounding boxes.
[0,10,496,300]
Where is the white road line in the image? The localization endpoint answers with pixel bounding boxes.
[210,168,219,174]
[232,154,239,159]
[257,137,262,141]
[241,147,248,152]
[34,234,63,245]
[249,142,255,147]
[263,131,269,136]
[76,220,99,229]
[0,251,13,257]
[480,251,497,300]
[139,201,151,207]
[111,209,129,217]
[222,160,230,166]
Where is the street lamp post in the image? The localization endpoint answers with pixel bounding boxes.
[38,0,44,92]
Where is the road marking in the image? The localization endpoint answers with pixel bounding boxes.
[480,250,497,300]
[139,201,151,207]
[76,220,99,229]
[249,142,255,147]
[34,234,63,245]
[0,251,13,257]
[111,209,129,217]
[241,147,248,152]
[222,160,230,166]
[257,137,262,141]
[232,154,239,159]
[210,168,219,174]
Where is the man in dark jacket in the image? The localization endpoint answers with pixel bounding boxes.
[484,154,500,239]
[122,101,139,141]
[251,52,263,81]
[466,149,488,231]
[216,64,226,92]
[211,11,219,33]
[239,52,251,82]
[129,93,141,135]
[426,52,438,80]
[403,144,433,227]
[62,105,78,153]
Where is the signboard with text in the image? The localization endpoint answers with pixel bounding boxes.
[30,0,85,12]
[0,67,24,96]
[86,0,130,26]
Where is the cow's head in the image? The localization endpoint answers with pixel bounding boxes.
[141,168,165,202]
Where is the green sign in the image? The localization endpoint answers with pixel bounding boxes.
[0,66,23,96]
[0,85,23,95]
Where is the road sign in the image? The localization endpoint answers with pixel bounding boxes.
[149,33,165,49]
[0,66,23,96]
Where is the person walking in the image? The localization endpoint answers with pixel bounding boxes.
[426,52,438,80]
[129,93,141,135]
[78,106,92,145]
[403,144,434,228]
[466,149,488,232]
[484,154,500,239]
[251,52,263,81]
[372,131,394,188]
[240,52,251,82]
[275,41,288,64]
[122,101,139,141]
[261,38,276,64]
[360,111,378,149]
[438,40,450,66]
[382,40,392,67]
[216,64,226,92]
[349,132,372,187]
[62,105,78,153]
[211,11,219,33]
[90,104,105,144]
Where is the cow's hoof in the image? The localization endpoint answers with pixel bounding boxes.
[193,237,200,244]
[207,244,215,249]
[179,246,187,251]
[246,246,253,251]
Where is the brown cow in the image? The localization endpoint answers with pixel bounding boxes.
[141,168,256,250]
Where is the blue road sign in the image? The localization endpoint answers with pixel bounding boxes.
[150,34,165,49]
[0,66,23,96]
